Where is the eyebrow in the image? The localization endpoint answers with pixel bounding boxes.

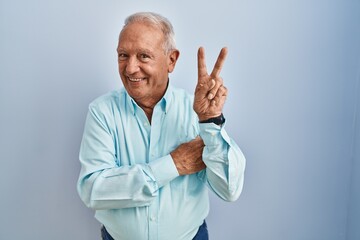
[117,48,156,59]
[117,47,153,54]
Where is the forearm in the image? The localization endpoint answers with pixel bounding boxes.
[77,154,178,210]
[199,123,246,201]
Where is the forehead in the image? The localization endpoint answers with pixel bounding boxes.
[118,22,164,51]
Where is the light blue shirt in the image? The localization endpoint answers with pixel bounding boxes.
[77,84,246,240]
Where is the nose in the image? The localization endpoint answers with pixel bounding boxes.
[125,56,140,75]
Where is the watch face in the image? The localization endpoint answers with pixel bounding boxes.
[215,114,225,125]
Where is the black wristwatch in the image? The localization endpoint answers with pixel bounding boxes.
[199,113,225,126]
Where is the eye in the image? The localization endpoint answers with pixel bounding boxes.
[118,53,128,61]
[139,53,150,62]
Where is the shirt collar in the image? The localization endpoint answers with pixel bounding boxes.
[162,83,173,114]
[125,82,173,116]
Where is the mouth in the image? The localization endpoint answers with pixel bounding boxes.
[127,76,146,82]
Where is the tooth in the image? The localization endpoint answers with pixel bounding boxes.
[128,77,143,82]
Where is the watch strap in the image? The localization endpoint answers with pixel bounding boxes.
[199,113,225,126]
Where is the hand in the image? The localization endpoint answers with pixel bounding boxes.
[170,137,206,175]
[194,47,228,121]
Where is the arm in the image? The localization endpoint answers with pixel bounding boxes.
[198,122,246,201]
[194,47,246,201]
[77,105,179,210]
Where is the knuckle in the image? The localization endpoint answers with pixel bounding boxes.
[220,86,227,93]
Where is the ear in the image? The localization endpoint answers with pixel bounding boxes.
[167,50,180,73]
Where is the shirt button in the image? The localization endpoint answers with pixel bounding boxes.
[150,216,156,221]
[211,132,216,136]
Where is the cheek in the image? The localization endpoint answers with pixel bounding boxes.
[152,61,169,75]
[118,62,125,72]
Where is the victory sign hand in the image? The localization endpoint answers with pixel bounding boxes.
[193,47,228,121]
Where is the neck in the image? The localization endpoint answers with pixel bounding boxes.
[135,81,169,123]
[137,102,154,123]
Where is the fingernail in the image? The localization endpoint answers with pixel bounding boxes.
[208,93,214,99]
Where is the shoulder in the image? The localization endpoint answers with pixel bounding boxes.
[88,89,125,111]
[86,89,127,121]
[166,85,199,134]
[85,89,127,129]
[168,85,197,120]
[170,86,194,104]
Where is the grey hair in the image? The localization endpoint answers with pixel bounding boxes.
[121,12,176,53]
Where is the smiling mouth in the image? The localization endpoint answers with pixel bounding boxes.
[128,77,146,82]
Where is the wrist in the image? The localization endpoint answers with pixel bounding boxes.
[199,113,225,126]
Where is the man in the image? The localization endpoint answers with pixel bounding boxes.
[77,12,246,240]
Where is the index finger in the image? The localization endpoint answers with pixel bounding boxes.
[210,47,228,78]
[197,47,208,79]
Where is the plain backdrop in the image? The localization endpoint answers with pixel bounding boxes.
[0,0,359,239]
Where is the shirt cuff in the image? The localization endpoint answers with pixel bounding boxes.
[148,154,179,188]
[199,122,230,146]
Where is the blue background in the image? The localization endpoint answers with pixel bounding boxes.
[0,0,359,239]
